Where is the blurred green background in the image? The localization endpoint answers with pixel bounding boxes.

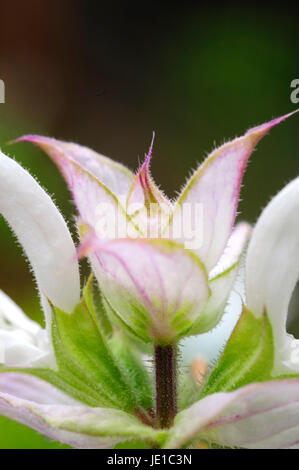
[0,1,298,448]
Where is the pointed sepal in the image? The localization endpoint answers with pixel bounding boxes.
[167,112,296,271]
[201,306,274,397]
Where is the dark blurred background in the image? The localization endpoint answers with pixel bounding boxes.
[0,1,298,448]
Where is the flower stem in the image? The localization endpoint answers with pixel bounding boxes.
[154,343,177,429]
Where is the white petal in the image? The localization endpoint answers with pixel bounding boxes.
[189,222,250,334]
[209,222,251,279]
[0,289,53,367]
[165,378,299,449]
[0,289,40,335]
[5,346,52,368]
[204,379,299,449]
[164,391,236,448]
[0,373,78,404]
[181,270,245,364]
[0,375,159,449]
[245,177,299,374]
[0,335,52,367]
[0,152,80,325]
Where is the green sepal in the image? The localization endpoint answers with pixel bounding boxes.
[102,296,153,354]
[51,275,138,411]
[91,276,113,338]
[102,295,150,344]
[45,406,167,448]
[200,305,274,397]
[0,279,119,408]
[109,332,154,411]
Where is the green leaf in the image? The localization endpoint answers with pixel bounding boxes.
[51,276,138,411]
[200,306,274,397]
[109,333,154,411]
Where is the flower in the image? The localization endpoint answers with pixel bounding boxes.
[0,111,297,449]
[16,113,292,344]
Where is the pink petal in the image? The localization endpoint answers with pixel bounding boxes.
[166,378,299,449]
[0,396,137,449]
[0,373,159,448]
[165,392,236,448]
[168,111,296,272]
[16,135,134,197]
[0,373,78,405]
[16,135,140,238]
[86,238,210,343]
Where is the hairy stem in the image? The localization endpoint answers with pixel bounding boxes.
[155,343,177,428]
